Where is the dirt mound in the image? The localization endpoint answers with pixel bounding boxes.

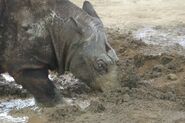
[50,73,91,97]
[0,75,29,98]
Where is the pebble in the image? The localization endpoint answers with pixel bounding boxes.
[123,94,130,102]
[167,74,178,81]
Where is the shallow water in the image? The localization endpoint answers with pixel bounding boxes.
[0,98,35,123]
[0,97,90,123]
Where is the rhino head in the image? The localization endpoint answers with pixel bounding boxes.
[52,1,119,91]
[66,1,119,91]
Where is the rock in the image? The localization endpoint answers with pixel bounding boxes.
[123,94,130,102]
[167,74,178,81]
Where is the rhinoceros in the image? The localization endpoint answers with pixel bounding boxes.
[0,0,119,106]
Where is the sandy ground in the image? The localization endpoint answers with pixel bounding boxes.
[74,0,185,27]
[1,0,185,123]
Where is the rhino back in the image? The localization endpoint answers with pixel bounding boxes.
[2,0,58,72]
[1,0,91,72]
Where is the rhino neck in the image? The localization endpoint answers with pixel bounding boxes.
[49,22,82,74]
[48,0,100,74]
[58,37,84,74]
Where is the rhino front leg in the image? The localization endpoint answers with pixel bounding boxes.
[12,68,61,107]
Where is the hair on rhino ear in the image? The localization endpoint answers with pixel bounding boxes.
[82,1,99,19]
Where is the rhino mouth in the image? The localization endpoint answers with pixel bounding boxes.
[89,65,119,91]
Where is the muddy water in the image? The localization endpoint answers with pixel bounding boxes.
[0,98,35,123]
[0,74,31,123]
[0,97,91,123]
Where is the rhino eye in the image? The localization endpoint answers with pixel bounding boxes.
[95,59,108,74]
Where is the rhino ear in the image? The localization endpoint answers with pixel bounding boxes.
[82,1,99,19]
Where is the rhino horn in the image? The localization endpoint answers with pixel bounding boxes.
[82,1,99,19]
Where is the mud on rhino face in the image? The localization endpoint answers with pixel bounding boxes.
[69,1,119,91]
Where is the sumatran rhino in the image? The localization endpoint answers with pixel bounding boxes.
[0,0,119,106]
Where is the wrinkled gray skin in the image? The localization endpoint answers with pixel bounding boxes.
[0,0,118,106]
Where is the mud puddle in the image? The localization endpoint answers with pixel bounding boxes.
[0,98,92,123]
[0,98,35,123]
[0,74,33,123]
